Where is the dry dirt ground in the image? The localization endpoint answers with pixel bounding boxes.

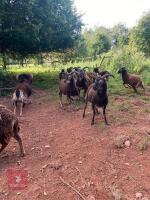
[0,89,150,200]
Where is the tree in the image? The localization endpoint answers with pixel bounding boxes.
[0,0,82,69]
[111,23,129,48]
[73,36,87,58]
[134,11,150,56]
[82,27,111,57]
[91,32,111,57]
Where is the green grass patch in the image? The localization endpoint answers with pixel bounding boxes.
[0,63,149,99]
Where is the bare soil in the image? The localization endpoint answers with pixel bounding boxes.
[0,89,150,200]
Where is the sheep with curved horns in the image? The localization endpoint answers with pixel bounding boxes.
[93,67,115,81]
[59,71,80,107]
[83,73,113,125]
[0,105,25,157]
[73,67,91,98]
[118,67,145,94]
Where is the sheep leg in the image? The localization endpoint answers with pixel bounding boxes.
[123,83,129,88]
[0,142,9,154]
[20,102,23,116]
[83,100,88,118]
[59,91,63,107]
[132,86,138,94]
[83,88,87,100]
[91,104,96,125]
[14,134,25,157]
[95,107,100,115]
[103,105,108,125]
[141,84,145,95]
[67,95,74,104]
[138,82,145,95]
[123,83,131,88]
[127,84,132,88]
[77,88,81,100]
[14,102,17,115]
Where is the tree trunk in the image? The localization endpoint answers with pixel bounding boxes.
[37,54,43,65]
[2,52,7,70]
[20,57,24,67]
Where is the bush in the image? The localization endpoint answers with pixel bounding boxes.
[99,46,147,73]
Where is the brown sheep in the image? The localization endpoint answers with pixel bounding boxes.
[59,71,80,106]
[0,105,25,157]
[83,74,112,125]
[118,67,145,94]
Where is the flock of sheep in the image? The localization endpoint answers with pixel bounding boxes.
[0,66,145,157]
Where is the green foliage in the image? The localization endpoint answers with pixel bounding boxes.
[111,23,129,47]
[0,69,16,90]
[82,27,111,57]
[91,33,111,57]
[134,11,150,56]
[73,36,87,58]
[0,0,82,62]
[100,46,147,73]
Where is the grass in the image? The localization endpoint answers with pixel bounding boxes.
[1,63,149,135]
[0,63,149,99]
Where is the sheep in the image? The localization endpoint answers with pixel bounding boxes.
[12,82,32,116]
[59,69,67,80]
[16,73,33,84]
[59,71,80,107]
[118,67,145,94]
[83,74,112,125]
[67,67,73,73]
[0,105,25,157]
[73,67,91,98]
[93,67,115,80]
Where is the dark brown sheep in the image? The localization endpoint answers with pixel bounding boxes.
[0,105,25,157]
[59,72,79,106]
[118,67,145,94]
[83,73,113,125]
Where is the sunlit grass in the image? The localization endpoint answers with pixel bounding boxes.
[0,62,149,98]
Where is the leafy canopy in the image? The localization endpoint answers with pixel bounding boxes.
[0,0,82,57]
[134,11,150,56]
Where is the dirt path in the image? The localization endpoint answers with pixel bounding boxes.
[0,90,150,200]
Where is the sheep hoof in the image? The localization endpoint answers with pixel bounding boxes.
[20,152,25,157]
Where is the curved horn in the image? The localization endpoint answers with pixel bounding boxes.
[102,73,114,79]
[104,71,115,78]
[83,66,89,70]
[109,74,115,78]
